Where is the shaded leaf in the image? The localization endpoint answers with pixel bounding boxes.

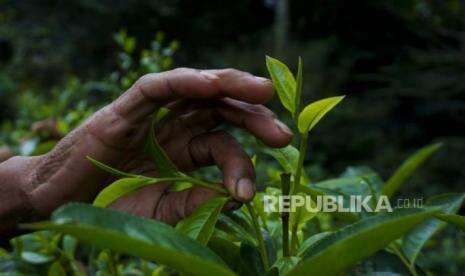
[24,203,234,276]
[436,213,465,233]
[208,236,241,272]
[238,242,264,276]
[145,114,179,176]
[261,144,308,182]
[382,143,442,198]
[297,96,345,134]
[48,261,66,276]
[287,208,439,275]
[297,231,332,256]
[402,193,465,264]
[176,197,229,245]
[272,257,301,276]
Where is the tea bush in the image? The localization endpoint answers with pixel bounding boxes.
[1,57,464,275]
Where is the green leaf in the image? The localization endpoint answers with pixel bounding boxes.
[298,185,359,222]
[294,57,303,117]
[217,214,256,244]
[208,236,241,272]
[272,257,301,276]
[93,177,179,207]
[238,242,264,276]
[24,203,234,276]
[287,208,439,276]
[261,145,308,183]
[87,157,137,178]
[176,197,229,245]
[436,213,465,231]
[402,193,465,264]
[289,194,318,246]
[0,248,8,258]
[297,232,332,256]
[297,96,345,134]
[48,261,66,276]
[265,56,296,113]
[21,252,54,264]
[145,115,179,177]
[382,143,442,198]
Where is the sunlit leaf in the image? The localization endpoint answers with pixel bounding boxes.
[176,197,229,245]
[297,96,345,134]
[24,203,234,276]
[265,56,296,114]
[294,57,303,116]
[382,143,442,198]
[87,156,137,178]
[93,177,179,207]
[287,208,439,275]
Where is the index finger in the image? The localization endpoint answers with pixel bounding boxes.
[112,68,274,122]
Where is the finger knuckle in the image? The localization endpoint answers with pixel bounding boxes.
[171,67,196,75]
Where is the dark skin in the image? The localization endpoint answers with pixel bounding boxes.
[0,68,293,235]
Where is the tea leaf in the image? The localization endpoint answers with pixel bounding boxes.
[261,144,308,182]
[402,193,465,264]
[287,208,439,275]
[238,242,265,276]
[294,57,303,117]
[436,213,465,232]
[176,197,229,245]
[272,256,301,275]
[382,143,442,198]
[21,252,54,264]
[93,177,181,207]
[217,214,256,244]
[146,113,179,177]
[297,231,332,256]
[297,96,345,134]
[87,157,137,178]
[24,203,234,276]
[265,56,296,114]
[48,261,66,276]
[208,236,241,272]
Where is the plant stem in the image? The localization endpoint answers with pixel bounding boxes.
[292,132,308,194]
[281,173,291,257]
[289,132,308,255]
[246,203,270,270]
[290,224,298,255]
[390,244,418,276]
[183,175,228,194]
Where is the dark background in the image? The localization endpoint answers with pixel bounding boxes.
[0,0,464,195]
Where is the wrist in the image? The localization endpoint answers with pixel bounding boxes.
[0,155,44,235]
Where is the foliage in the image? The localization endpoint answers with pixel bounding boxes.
[2,57,464,276]
[0,30,177,155]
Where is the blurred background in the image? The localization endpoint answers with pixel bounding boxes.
[0,1,464,196]
[1,0,465,273]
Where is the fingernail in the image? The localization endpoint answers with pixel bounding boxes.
[273,118,293,135]
[255,76,271,83]
[200,71,220,81]
[236,178,254,201]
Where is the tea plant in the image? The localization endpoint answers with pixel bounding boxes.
[2,56,465,275]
